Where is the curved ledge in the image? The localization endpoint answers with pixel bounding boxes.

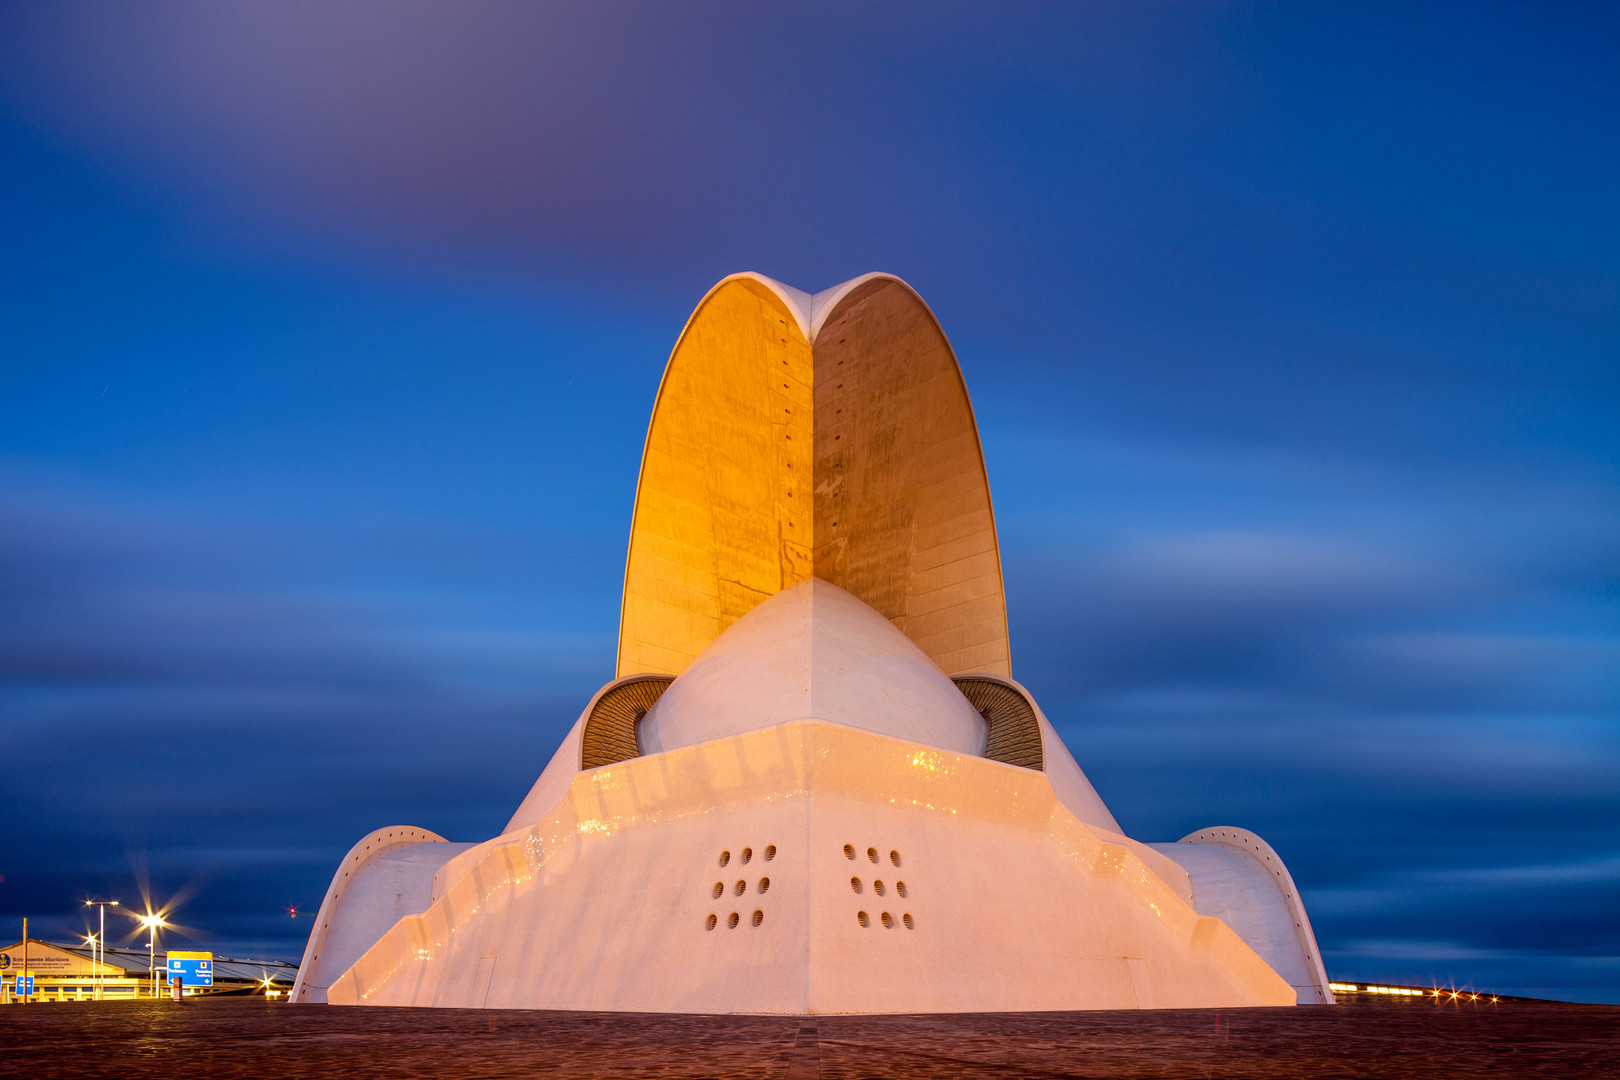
[953,675,1044,770]
[579,673,675,769]
[291,825,447,1003]
[1178,826,1335,1004]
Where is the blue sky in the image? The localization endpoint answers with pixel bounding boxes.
[1,2,1615,1002]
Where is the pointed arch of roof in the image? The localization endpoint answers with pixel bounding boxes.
[808,271,1007,627]
[808,272,1011,676]
[719,269,942,346]
[701,269,947,346]
[616,273,815,677]
[617,272,1010,678]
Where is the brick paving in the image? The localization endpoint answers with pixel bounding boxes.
[1,995,1614,1078]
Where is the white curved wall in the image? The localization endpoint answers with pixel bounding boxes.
[329,720,1295,1013]
[292,827,475,1003]
[1150,827,1334,1004]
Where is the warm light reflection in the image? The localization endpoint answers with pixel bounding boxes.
[1328,982,1489,1001]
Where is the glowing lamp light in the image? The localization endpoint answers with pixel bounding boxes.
[127,908,171,999]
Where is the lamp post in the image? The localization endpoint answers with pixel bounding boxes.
[82,934,96,999]
[85,899,119,1000]
[132,912,167,999]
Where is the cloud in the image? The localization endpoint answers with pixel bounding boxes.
[0,550,417,693]
[0,483,609,957]
[4,3,1612,396]
[0,2,1613,999]
[986,437,1619,1001]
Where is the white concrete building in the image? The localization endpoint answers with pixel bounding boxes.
[293,273,1333,1012]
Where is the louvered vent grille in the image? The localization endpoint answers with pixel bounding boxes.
[579,676,674,769]
[953,677,1044,771]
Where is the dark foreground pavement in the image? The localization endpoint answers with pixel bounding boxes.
[1,995,1614,1078]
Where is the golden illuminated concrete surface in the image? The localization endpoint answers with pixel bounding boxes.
[293,273,1334,1013]
[619,273,1009,679]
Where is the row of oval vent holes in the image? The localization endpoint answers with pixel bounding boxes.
[719,845,775,868]
[850,877,905,898]
[714,877,770,899]
[707,911,764,930]
[845,844,901,867]
[858,911,914,930]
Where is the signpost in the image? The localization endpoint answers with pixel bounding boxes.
[166,951,214,992]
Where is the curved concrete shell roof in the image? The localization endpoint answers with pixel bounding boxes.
[618,272,1010,678]
[300,270,1335,1014]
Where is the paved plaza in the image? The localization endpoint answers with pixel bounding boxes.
[2,996,1614,1078]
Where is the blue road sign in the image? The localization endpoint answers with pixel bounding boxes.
[14,975,34,994]
[166,953,213,987]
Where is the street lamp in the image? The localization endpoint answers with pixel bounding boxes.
[131,911,167,999]
[85,899,119,1000]
[83,933,96,999]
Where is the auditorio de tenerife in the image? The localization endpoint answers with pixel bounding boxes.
[291,273,1333,1012]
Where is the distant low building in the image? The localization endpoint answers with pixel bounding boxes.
[1,938,296,1002]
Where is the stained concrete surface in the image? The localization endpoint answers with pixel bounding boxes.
[1,996,1614,1078]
